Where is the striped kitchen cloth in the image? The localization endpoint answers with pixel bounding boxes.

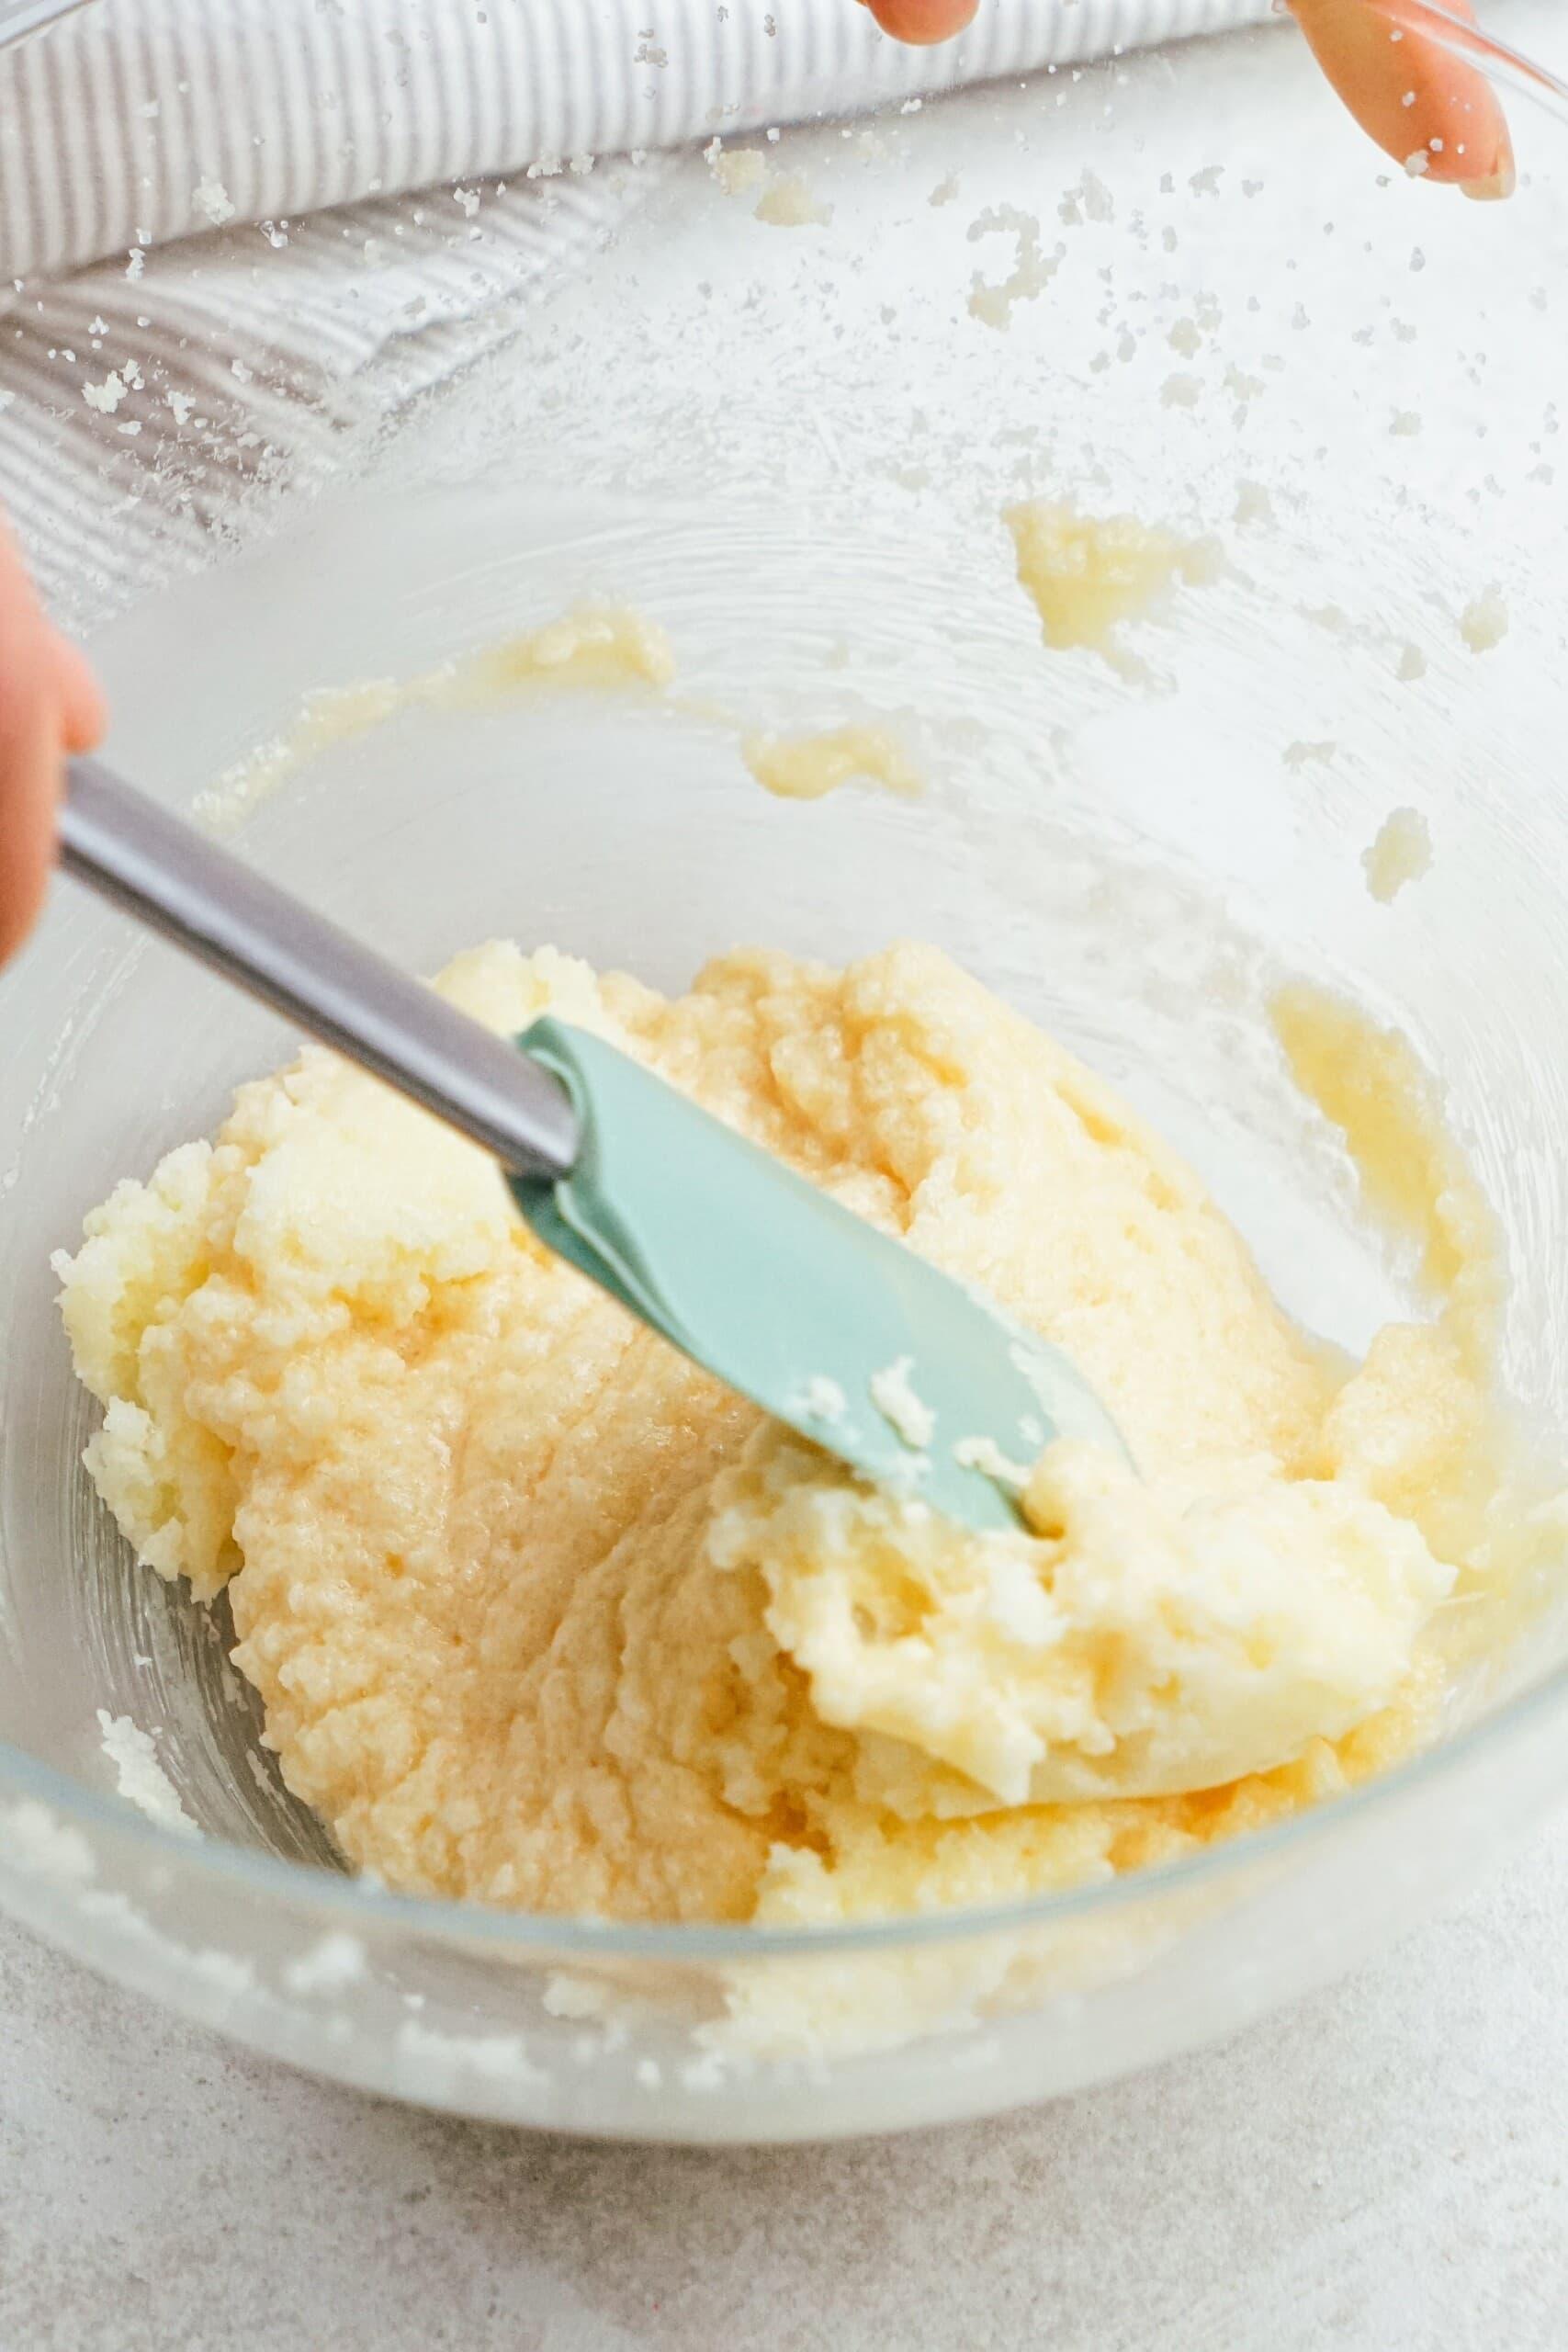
[0,0,1276,623]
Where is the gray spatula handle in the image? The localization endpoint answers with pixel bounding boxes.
[59,756,580,1182]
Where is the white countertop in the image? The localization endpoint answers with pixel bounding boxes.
[5,1810,1565,2351]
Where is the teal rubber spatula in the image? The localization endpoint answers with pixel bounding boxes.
[59,757,1124,1533]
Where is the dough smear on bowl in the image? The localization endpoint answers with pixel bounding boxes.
[56,938,1535,1929]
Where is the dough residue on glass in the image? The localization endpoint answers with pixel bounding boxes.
[966,207,1063,331]
[1460,589,1509,654]
[1005,500,1218,660]
[753,174,833,229]
[197,606,916,834]
[1362,807,1433,904]
[705,141,768,198]
[96,1710,199,1838]
[197,606,675,831]
[741,724,920,803]
[705,134,831,227]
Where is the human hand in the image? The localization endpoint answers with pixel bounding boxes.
[0,517,106,964]
[859,0,1513,198]
[1293,0,1512,197]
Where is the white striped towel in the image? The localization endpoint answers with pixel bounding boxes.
[0,0,1276,623]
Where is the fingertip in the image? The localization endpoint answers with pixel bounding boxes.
[1461,122,1517,200]
[0,861,49,967]
[50,633,107,753]
[0,700,61,970]
[1292,0,1515,199]
[860,0,978,43]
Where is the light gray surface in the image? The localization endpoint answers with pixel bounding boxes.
[4,1812,1565,2352]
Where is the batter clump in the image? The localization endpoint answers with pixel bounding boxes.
[56,940,1522,1928]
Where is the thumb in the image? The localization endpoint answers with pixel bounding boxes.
[1292,0,1514,198]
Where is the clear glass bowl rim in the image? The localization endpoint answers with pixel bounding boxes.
[5,1648,1565,1960]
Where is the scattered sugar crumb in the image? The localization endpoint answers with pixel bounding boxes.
[706,141,767,198]
[1234,481,1274,528]
[544,1973,610,2019]
[1362,808,1433,904]
[870,1357,937,1451]
[1390,410,1423,438]
[794,1375,849,1424]
[1224,364,1267,408]
[394,2020,545,2087]
[966,206,1062,331]
[1460,589,1509,653]
[96,1712,199,1838]
[754,175,833,228]
[283,1932,367,1996]
[953,1434,1032,1489]
[929,173,961,208]
[1057,168,1114,227]
[1396,642,1427,682]
[1162,373,1202,409]
[192,177,235,227]
[1283,741,1337,769]
[81,370,128,414]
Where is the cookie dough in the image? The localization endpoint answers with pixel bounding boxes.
[1363,808,1433,903]
[195,606,676,831]
[741,725,920,802]
[57,940,1516,1928]
[1006,499,1220,658]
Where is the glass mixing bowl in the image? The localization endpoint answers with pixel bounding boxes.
[4,5,1568,2142]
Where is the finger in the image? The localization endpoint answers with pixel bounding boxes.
[0,518,101,960]
[1292,0,1514,198]
[50,631,108,754]
[0,609,63,965]
[859,0,978,43]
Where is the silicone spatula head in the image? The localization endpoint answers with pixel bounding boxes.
[509,1017,1127,1535]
